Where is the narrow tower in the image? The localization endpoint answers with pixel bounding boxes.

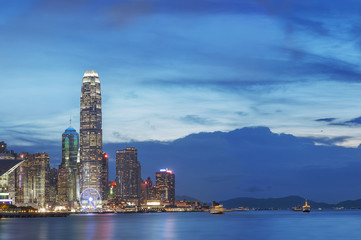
[79,70,103,200]
[57,126,79,206]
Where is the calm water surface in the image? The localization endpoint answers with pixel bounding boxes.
[1,210,361,240]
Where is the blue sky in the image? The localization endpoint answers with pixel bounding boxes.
[2,0,361,148]
[2,2,361,147]
[4,0,361,202]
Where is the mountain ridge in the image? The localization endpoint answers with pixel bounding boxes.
[9,126,361,203]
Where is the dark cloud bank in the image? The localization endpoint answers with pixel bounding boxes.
[316,116,361,127]
[10,126,361,203]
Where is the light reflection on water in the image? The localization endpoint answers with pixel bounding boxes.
[1,211,361,240]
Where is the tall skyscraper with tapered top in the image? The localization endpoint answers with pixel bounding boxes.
[79,70,104,201]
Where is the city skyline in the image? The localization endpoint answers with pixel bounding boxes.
[3,2,361,239]
[2,1,361,203]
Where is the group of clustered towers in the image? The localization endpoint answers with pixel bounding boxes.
[0,71,175,210]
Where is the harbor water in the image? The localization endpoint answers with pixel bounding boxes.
[1,210,361,240]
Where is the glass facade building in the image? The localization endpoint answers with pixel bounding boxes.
[79,70,104,201]
[16,152,50,207]
[57,127,79,205]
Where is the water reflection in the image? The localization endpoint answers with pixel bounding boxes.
[2,211,361,240]
[163,215,176,239]
[93,214,114,240]
[38,220,48,239]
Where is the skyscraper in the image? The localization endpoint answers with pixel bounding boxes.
[79,70,104,200]
[116,147,141,203]
[49,168,58,203]
[155,168,175,205]
[16,152,50,207]
[57,127,79,205]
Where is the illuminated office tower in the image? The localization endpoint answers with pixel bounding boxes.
[16,152,50,207]
[79,70,103,200]
[116,147,141,203]
[49,168,58,203]
[156,168,175,205]
[57,127,79,205]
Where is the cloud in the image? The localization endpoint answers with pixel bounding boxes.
[180,115,214,125]
[286,17,329,36]
[279,47,361,82]
[112,131,135,142]
[315,118,336,122]
[329,116,361,126]
[311,136,352,146]
[345,117,361,125]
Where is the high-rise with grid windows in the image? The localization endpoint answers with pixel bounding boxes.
[79,70,104,200]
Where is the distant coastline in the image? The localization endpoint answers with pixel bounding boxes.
[220,195,361,209]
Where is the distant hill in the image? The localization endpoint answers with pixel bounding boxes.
[220,196,334,209]
[100,127,361,203]
[336,199,361,209]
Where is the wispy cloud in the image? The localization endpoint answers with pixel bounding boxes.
[311,136,352,146]
[315,118,337,123]
[180,115,214,125]
[330,116,361,126]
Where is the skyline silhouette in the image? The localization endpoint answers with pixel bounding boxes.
[2,0,361,203]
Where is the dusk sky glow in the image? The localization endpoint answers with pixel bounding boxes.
[3,0,361,202]
[4,0,361,202]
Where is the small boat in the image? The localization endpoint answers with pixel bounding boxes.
[302,200,310,213]
[210,205,225,214]
[292,206,302,211]
[234,207,249,211]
